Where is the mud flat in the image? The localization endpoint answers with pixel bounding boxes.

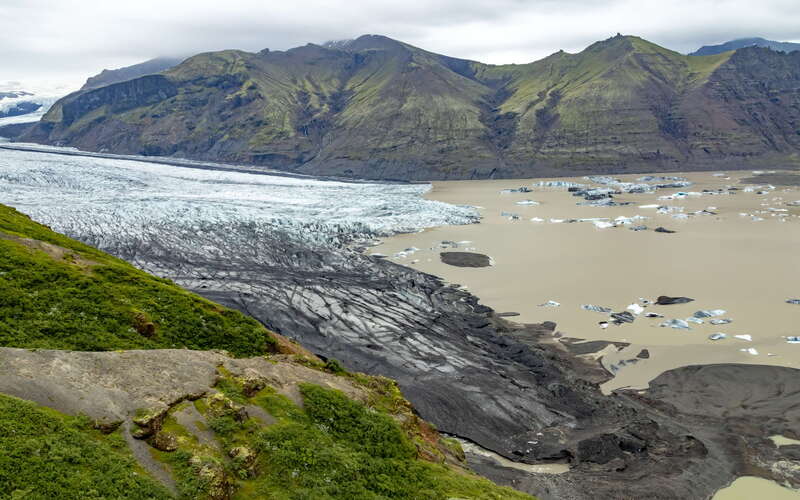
[714,477,799,499]
[376,170,800,392]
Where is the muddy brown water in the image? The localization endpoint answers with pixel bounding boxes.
[377,171,800,496]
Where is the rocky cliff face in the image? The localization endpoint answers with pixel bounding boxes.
[21,35,800,180]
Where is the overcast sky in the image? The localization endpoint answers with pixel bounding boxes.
[2,0,798,92]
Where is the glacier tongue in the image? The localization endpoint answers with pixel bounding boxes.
[0,147,479,251]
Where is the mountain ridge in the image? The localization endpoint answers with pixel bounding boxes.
[690,36,800,56]
[17,34,800,180]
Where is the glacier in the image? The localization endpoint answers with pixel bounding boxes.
[0,146,479,252]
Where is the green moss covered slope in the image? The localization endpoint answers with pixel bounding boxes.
[0,204,275,354]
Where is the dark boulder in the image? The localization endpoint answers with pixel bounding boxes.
[440,251,492,268]
[655,296,694,305]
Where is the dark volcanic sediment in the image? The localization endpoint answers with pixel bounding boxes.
[69,219,800,499]
[440,251,492,267]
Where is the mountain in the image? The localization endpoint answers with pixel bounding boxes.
[0,202,532,499]
[19,34,800,180]
[690,37,800,56]
[81,56,184,90]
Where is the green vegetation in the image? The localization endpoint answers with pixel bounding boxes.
[0,393,170,500]
[0,204,276,354]
[155,374,534,500]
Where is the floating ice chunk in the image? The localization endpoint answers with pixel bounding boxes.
[786,299,800,305]
[516,200,540,206]
[577,198,622,207]
[734,334,752,341]
[627,303,645,315]
[539,300,561,307]
[657,206,684,214]
[787,336,800,344]
[599,321,609,329]
[581,304,613,313]
[593,220,615,229]
[585,175,619,185]
[656,182,693,189]
[693,309,726,318]
[639,204,660,209]
[686,317,704,324]
[501,211,520,220]
[709,318,732,325]
[645,312,664,318]
[550,218,565,223]
[638,175,688,182]
[660,319,690,329]
[709,333,727,340]
[533,180,586,189]
[530,217,545,222]
[614,215,647,225]
[611,311,635,324]
[629,225,648,231]
[740,348,759,355]
[671,213,690,220]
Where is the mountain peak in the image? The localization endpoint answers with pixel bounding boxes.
[343,34,407,52]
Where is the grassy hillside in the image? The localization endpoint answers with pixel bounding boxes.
[0,393,172,500]
[150,371,534,500]
[28,33,799,179]
[0,203,535,499]
[0,204,276,354]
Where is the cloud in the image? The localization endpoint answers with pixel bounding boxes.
[1,0,798,88]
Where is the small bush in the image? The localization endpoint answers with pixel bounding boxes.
[324,358,346,374]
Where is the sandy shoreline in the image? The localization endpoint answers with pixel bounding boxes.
[376,170,800,393]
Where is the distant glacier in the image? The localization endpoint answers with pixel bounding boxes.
[0,146,479,253]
